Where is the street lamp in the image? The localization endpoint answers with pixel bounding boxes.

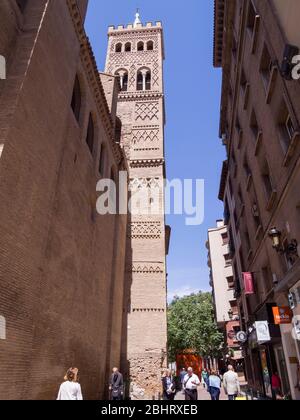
[268,227,282,250]
[268,227,298,262]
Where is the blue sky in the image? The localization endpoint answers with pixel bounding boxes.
[85,0,226,301]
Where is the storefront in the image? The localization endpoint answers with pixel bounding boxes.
[279,281,300,400]
[246,303,291,399]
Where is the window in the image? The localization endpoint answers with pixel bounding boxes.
[230,300,238,314]
[122,73,128,91]
[125,42,131,52]
[237,187,244,209]
[260,44,273,91]
[145,71,151,90]
[137,41,144,51]
[277,100,296,154]
[243,158,251,179]
[137,72,143,91]
[227,276,235,290]
[224,253,232,266]
[115,43,122,53]
[71,75,82,123]
[251,201,261,231]
[86,114,94,155]
[232,33,238,61]
[99,144,107,176]
[261,159,273,199]
[247,1,257,36]
[115,69,128,92]
[221,232,229,245]
[136,68,151,91]
[240,68,247,94]
[147,41,154,51]
[16,0,27,12]
[244,229,251,255]
[250,109,259,141]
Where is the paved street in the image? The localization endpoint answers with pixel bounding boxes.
[175,386,227,401]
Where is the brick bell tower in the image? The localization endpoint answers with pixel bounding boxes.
[105,12,168,399]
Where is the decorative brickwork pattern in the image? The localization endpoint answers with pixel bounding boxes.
[135,102,159,121]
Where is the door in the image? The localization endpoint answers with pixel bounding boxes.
[274,346,290,396]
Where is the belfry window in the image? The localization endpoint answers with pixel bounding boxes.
[137,41,144,51]
[125,42,132,52]
[115,69,128,92]
[145,71,151,90]
[115,43,122,53]
[147,41,154,51]
[71,75,82,123]
[137,68,151,91]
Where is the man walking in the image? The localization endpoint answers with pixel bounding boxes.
[179,368,186,391]
[223,365,241,400]
[183,367,200,401]
[109,367,124,400]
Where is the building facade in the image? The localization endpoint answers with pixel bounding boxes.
[0,0,129,400]
[214,0,300,399]
[207,220,243,367]
[105,15,168,400]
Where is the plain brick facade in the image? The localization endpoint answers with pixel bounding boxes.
[0,0,127,400]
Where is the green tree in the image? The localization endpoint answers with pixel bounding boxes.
[167,292,224,362]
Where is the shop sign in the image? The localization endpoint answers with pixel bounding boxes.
[272,306,293,325]
[236,331,247,343]
[243,272,255,295]
[255,321,271,344]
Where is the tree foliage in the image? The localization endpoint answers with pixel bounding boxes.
[167,292,224,362]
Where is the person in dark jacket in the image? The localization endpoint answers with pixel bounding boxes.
[162,369,176,400]
[109,367,124,400]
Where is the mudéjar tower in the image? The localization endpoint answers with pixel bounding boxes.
[105,12,169,399]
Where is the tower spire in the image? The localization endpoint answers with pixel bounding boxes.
[134,8,141,27]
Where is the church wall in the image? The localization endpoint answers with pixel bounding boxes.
[0,0,127,400]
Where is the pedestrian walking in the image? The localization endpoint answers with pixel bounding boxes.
[162,369,176,400]
[208,370,222,401]
[57,368,83,400]
[271,371,282,400]
[179,368,186,391]
[183,367,200,401]
[201,368,209,389]
[223,365,241,400]
[109,367,124,400]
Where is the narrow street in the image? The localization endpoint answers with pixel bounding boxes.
[175,386,227,401]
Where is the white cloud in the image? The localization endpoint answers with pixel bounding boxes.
[167,285,201,303]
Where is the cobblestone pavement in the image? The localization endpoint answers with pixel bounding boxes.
[175,386,228,401]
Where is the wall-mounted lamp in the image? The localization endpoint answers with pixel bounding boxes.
[268,227,298,261]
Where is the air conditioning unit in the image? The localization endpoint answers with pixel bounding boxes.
[281,44,299,80]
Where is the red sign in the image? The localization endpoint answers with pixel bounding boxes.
[272,307,293,325]
[243,272,255,295]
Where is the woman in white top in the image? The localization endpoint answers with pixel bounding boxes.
[57,368,83,400]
